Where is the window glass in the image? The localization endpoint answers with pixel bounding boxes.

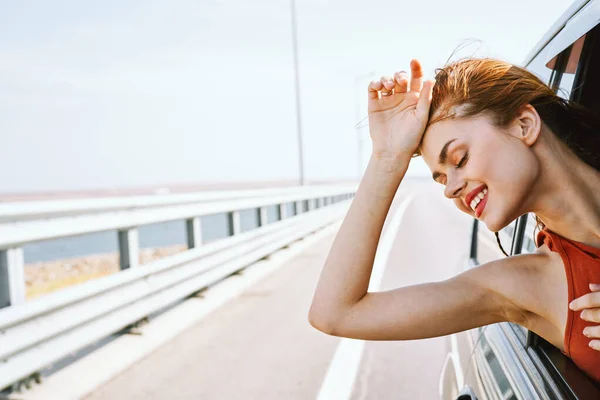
[525,45,554,85]
[547,35,587,100]
[478,334,519,400]
[576,24,600,114]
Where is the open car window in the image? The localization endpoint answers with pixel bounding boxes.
[465,11,600,399]
[519,18,600,398]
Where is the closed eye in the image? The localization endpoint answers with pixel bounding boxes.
[455,152,468,169]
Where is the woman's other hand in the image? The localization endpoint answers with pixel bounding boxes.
[368,59,435,162]
[569,283,600,350]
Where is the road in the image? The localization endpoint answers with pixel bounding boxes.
[82,180,473,400]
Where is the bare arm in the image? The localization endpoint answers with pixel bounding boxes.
[310,236,535,341]
[308,60,533,339]
[308,154,409,332]
[325,264,522,340]
[308,59,435,333]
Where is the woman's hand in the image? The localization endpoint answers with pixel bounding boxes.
[569,283,600,350]
[368,59,435,162]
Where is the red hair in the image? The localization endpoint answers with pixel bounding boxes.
[415,57,600,172]
[416,57,600,249]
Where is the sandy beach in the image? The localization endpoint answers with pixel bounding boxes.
[24,245,187,300]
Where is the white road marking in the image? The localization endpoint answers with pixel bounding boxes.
[316,194,415,400]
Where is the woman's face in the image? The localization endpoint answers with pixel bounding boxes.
[420,112,540,232]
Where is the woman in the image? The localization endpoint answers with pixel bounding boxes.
[308,58,600,382]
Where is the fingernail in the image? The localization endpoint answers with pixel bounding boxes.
[591,283,600,291]
[583,328,590,337]
[581,310,588,320]
[589,340,599,350]
[569,301,575,310]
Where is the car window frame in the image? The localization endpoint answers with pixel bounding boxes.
[497,17,600,399]
[523,21,600,397]
[464,21,600,397]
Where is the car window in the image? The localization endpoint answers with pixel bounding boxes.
[477,334,519,400]
[464,17,600,400]
[524,44,555,86]
[466,19,600,399]
[518,20,600,396]
[572,23,600,112]
[547,34,587,99]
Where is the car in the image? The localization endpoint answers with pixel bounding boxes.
[439,1,600,399]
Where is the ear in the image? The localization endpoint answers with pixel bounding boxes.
[509,104,542,147]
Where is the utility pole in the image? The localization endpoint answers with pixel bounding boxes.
[290,0,305,186]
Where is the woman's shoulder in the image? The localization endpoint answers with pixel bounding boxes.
[468,244,568,340]
[468,250,561,321]
[471,248,567,347]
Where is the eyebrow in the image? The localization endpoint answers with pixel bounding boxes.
[431,138,457,182]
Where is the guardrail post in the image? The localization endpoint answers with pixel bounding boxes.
[295,200,302,214]
[186,217,203,248]
[118,228,140,270]
[0,248,26,308]
[259,207,269,226]
[228,211,241,235]
[279,204,287,220]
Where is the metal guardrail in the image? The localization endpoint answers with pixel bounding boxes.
[0,184,354,222]
[0,184,356,392]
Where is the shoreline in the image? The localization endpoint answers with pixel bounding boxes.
[25,245,187,300]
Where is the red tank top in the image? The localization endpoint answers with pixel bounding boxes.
[536,228,600,383]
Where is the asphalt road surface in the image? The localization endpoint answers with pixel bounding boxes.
[85,180,473,400]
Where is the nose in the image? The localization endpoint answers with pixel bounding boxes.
[444,177,466,199]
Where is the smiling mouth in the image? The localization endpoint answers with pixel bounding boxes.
[469,187,487,211]
[470,188,488,218]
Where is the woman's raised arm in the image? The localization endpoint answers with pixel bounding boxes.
[308,59,434,331]
[308,153,410,333]
[307,60,536,340]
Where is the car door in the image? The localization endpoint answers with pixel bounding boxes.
[441,1,600,398]
[513,9,600,398]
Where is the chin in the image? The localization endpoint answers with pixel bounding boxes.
[481,211,514,233]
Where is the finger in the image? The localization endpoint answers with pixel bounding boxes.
[570,291,600,311]
[583,325,600,338]
[409,59,424,93]
[589,340,600,351]
[590,283,600,291]
[415,80,435,121]
[393,71,409,93]
[581,309,600,323]
[380,76,395,93]
[368,81,383,100]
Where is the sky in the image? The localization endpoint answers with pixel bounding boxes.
[0,0,573,194]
